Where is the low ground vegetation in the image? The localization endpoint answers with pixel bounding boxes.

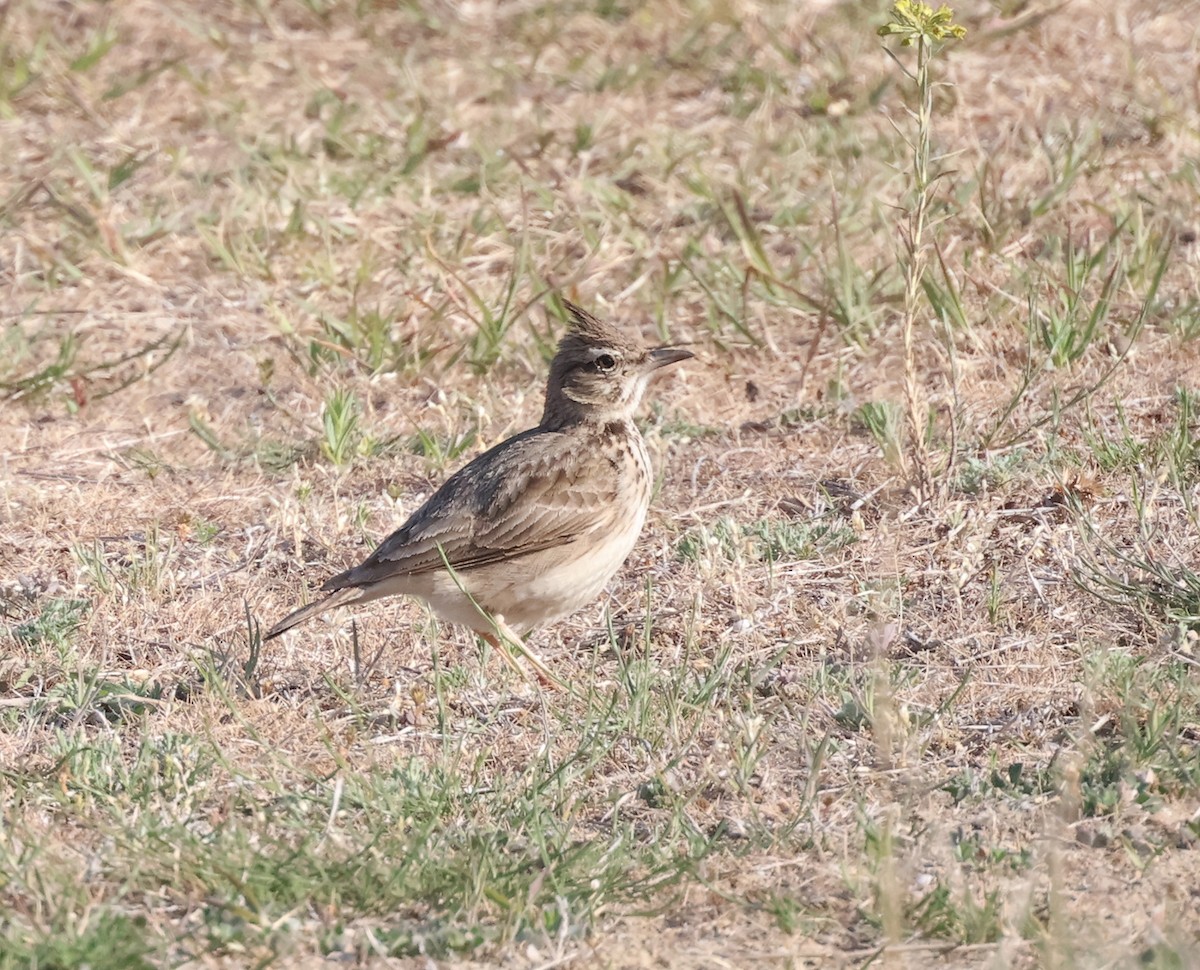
[2,0,1198,966]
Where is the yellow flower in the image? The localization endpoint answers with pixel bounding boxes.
[878,1,967,45]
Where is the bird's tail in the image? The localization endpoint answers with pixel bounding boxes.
[263,586,365,641]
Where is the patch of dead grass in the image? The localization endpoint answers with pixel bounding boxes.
[2,0,1199,966]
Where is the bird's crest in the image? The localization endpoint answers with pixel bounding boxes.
[561,300,642,352]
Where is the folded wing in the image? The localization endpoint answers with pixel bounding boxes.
[321,428,618,592]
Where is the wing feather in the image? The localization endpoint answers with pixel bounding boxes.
[322,428,618,593]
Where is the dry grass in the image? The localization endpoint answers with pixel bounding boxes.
[2,0,1199,967]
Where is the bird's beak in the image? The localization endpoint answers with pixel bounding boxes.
[646,345,694,371]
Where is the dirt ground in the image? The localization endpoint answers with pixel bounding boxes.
[2,0,1199,967]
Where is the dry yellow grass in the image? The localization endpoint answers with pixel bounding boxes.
[2,0,1199,967]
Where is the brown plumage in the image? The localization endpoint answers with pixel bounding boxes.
[264,301,692,685]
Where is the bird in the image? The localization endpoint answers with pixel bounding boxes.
[264,300,693,687]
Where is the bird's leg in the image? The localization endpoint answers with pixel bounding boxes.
[479,631,524,679]
[482,615,565,690]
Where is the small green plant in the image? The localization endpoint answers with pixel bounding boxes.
[0,28,48,118]
[676,515,856,565]
[12,598,91,647]
[188,410,306,471]
[1079,653,1200,807]
[70,529,177,600]
[409,426,479,473]
[954,448,1027,493]
[74,540,114,596]
[321,388,361,466]
[1075,524,1200,633]
[120,447,167,479]
[1079,402,1147,471]
[23,912,157,970]
[940,760,1056,805]
[3,322,169,407]
[980,227,1171,450]
[985,562,1005,624]
[908,881,1003,944]
[952,831,1033,872]
[878,2,966,499]
[855,400,905,469]
[46,670,165,725]
[0,331,78,402]
[311,276,426,376]
[823,202,894,345]
[1162,386,1200,503]
[68,19,120,74]
[1029,123,1099,221]
[762,893,807,935]
[1029,231,1123,369]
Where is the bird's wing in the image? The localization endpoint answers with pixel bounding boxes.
[321,428,620,592]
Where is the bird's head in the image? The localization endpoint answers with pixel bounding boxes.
[541,301,692,428]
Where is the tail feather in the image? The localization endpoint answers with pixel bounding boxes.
[264,586,365,640]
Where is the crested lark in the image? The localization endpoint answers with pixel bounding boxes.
[265,301,693,685]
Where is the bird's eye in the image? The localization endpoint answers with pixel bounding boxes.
[594,353,617,373]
